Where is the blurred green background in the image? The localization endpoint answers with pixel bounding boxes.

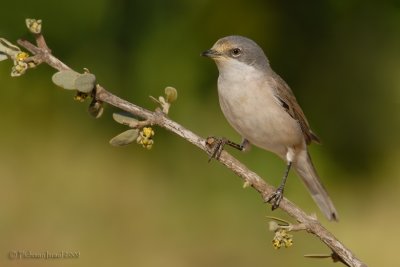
[1,1,399,266]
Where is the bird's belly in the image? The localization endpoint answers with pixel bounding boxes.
[218,83,302,158]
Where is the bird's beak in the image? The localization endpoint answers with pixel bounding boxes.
[201,49,221,58]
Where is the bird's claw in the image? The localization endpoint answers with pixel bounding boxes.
[206,136,228,162]
[267,187,284,210]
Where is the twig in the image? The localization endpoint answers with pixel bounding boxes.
[16,33,367,267]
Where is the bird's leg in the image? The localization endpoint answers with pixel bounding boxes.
[206,137,248,162]
[267,161,292,210]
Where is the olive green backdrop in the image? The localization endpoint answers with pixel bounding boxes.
[1,1,399,266]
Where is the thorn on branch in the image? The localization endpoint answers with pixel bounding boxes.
[243,181,251,188]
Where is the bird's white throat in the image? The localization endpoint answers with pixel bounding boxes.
[216,58,263,83]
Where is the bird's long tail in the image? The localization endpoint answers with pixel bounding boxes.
[293,150,338,221]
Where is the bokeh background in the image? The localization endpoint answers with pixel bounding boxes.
[1,1,399,266]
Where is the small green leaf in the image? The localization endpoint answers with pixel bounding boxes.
[52,70,80,90]
[112,113,139,127]
[0,38,21,55]
[74,73,96,93]
[0,38,21,62]
[109,129,139,147]
[165,86,177,103]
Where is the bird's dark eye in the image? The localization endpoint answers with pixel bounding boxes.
[231,48,242,57]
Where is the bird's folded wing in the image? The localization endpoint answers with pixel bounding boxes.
[270,71,320,145]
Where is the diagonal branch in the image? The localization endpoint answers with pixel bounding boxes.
[16,35,367,267]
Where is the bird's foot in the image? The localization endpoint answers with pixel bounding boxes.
[206,136,228,162]
[267,186,284,210]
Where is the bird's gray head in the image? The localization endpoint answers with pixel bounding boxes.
[202,35,270,72]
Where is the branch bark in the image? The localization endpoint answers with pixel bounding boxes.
[16,33,367,267]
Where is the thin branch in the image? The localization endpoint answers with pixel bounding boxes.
[15,34,367,267]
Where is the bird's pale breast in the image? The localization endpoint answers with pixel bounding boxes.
[217,64,303,158]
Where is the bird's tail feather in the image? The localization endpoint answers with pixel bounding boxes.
[293,150,338,221]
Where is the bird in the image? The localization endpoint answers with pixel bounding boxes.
[202,35,338,221]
